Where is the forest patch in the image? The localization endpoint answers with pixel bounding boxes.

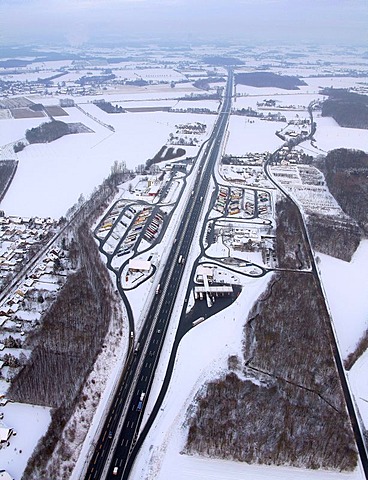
[236,72,306,90]
[184,272,357,471]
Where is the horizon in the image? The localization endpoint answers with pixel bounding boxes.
[0,0,367,49]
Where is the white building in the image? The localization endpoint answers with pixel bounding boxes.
[128,259,151,273]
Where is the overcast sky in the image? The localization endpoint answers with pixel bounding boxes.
[0,0,367,48]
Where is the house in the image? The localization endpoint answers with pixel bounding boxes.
[8,216,22,224]
[148,184,160,197]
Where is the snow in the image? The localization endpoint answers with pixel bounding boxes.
[317,240,368,360]
[0,117,45,146]
[0,402,51,480]
[0,111,215,218]
[2,51,368,480]
[109,67,186,82]
[131,270,363,479]
[226,115,284,155]
[153,454,362,480]
[174,99,220,111]
[348,349,368,430]
[313,116,368,153]
[301,76,368,92]
[235,84,302,97]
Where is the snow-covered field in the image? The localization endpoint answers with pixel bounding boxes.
[318,240,368,361]
[1,48,368,480]
[0,117,45,145]
[0,402,51,480]
[313,116,368,153]
[318,240,368,436]
[226,115,284,155]
[0,110,216,218]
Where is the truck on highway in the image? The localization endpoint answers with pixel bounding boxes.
[134,342,140,354]
[137,392,146,411]
[156,283,161,295]
[178,255,184,264]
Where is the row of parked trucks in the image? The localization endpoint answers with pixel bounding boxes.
[144,211,164,242]
[214,186,228,214]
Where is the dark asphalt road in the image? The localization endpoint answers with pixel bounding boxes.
[85,70,234,480]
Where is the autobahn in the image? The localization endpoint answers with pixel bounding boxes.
[84,70,233,480]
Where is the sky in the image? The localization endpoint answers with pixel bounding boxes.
[0,0,367,48]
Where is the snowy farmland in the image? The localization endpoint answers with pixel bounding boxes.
[225,115,284,155]
[0,109,216,218]
[1,45,368,480]
[318,241,368,364]
[313,116,368,153]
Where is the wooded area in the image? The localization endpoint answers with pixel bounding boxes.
[0,159,17,201]
[316,149,368,233]
[275,198,310,270]
[26,120,70,143]
[184,196,357,471]
[185,272,357,470]
[236,72,306,90]
[321,89,368,129]
[307,213,361,262]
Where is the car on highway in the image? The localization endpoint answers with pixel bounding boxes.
[113,466,118,475]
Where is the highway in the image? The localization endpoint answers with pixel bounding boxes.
[84,70,233,480]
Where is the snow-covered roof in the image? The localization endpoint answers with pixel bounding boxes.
[196,265,214,278]
[194,285,233,294]
[128,259,151,272]
[148,185,160,195]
